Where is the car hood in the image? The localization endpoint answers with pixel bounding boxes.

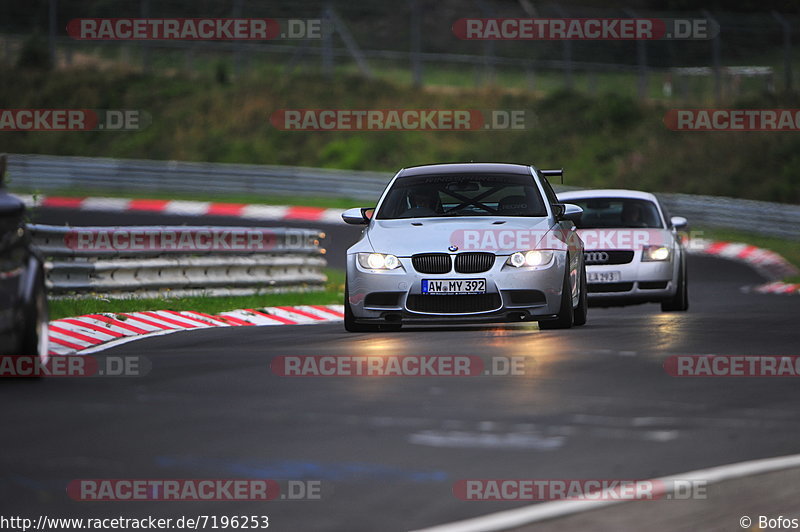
[366,217,554,256]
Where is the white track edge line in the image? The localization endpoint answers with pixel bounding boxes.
[410,452,800,532]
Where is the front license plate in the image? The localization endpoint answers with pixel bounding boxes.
[587,271,621,283]
[422,278,486,295]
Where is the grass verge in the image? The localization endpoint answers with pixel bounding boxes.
[48,269,345,321]
[695,226,800,283]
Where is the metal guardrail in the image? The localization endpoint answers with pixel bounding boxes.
[8,154,800,240]
[7,154,390,200]
[657,193,800,241]
[28,224,328,298]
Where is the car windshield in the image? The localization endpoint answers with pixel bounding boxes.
[569,198,664,229]
[376,173,547,219]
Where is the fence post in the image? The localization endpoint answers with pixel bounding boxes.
[48,0,57,67]
[772,11,793,92]
[703,10,722,104]
[555,5,574,90]
[232,0,244,79]
[140,0,150,72]
[410,0,423,87]
[321,5,333,78]
[326,6,374,78]
[624,9,648,100]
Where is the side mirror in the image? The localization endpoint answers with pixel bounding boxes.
[342,207,371,225]
[560,204,583,224]
[670,216,688,230]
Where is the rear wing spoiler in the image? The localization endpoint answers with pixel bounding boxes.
[540,168,564,184]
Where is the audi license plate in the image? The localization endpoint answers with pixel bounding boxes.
[587,271,621,283]
[422,279,486,295]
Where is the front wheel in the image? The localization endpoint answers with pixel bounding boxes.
[539,262,574,330]
[573,262,588,326]
[20,267,49,365]
[661,259,688,312]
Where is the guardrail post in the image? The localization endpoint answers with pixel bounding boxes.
[140,0,151,72]
[624,9,648,100]
[702,10,722,104]
[410,0,423,87]
[48,0,57,67]
[321,5,334,78]
[772,11,793,92]
[554,5,574,90]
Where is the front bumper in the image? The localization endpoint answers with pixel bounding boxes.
[346,253,567,324]
[586,256,677,303]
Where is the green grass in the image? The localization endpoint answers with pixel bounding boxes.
[3,68,800,205]
[49,269,345,320]
[695,226,800,283]
[11,186,370,210]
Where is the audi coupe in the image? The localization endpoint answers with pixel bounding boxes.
[557,189,688,312]
[341,163,588,331]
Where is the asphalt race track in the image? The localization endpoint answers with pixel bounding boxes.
[2,207,799,531]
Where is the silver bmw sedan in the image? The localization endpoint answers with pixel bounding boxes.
[341,163,588,332]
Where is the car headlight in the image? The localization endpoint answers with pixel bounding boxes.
[357,252,402,270]
[507,250,554,268]
[642,245,671,262]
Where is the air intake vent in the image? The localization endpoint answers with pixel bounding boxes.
[406,294,501,313]
[455,252,495,273]
[412,253,451,274]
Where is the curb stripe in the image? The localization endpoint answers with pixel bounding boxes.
[42,197,85,208]
[48,335,86,350]
[48,325,103,345]
[275,306,325,321]
[215,313,256,326]
[244,309,297,325]
[141,311,200,329]
[58,318,125,339]
[46,305,344,356]
[311,305,345,317]
[26,195,344,223]
[86,314,149,334]
[120,314,175,330]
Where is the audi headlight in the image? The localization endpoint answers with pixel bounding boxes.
[357,253,402,270]
[642,245,671,262]
[507,250,554,268]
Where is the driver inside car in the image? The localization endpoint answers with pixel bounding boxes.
[404,188,440,217]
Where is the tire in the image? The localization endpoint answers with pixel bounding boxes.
[573,262,588,326]
[20,267,49,365]
[661,258,689,312]
[539,261,574,330]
